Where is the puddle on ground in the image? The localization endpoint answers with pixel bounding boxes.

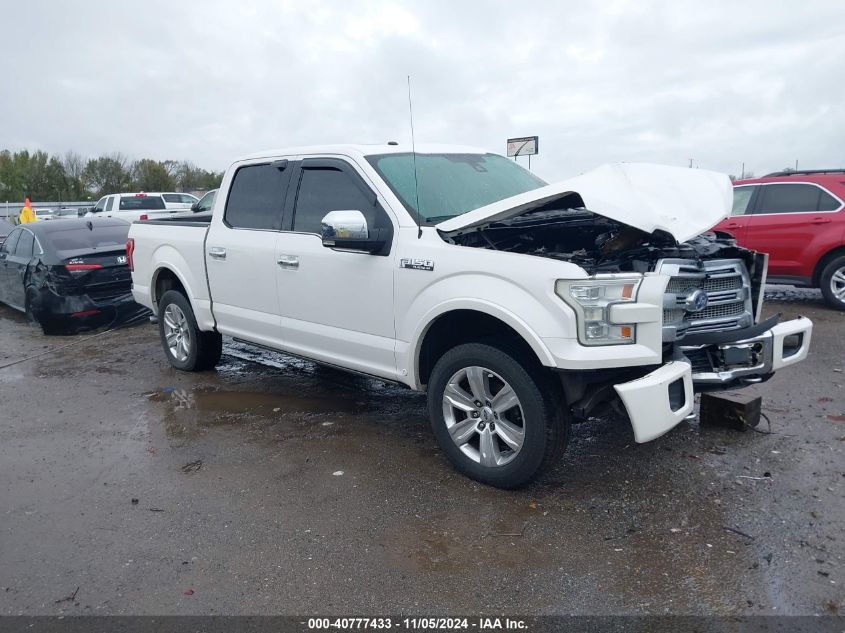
[382,503,543,573]
[146,385,357,414]
[144,384,383,441]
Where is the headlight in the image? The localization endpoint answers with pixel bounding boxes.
[555,276,642,345]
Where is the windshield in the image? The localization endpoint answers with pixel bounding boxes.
[366,152,546,223]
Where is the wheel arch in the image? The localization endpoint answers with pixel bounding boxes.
[151,265,192,311]
[410,302,555,390]
[812,245,845,287]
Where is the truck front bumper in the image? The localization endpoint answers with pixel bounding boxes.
[681,316,812,388]
[614,361,694,443]
[613,316,812,443]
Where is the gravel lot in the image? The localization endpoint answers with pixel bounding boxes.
[0,288,843,615]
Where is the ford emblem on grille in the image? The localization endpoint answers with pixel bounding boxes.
[685,289,709,312]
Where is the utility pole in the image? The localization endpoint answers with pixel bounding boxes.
[795,159,798,171]
[741,162,745,179]
[689,158,694,168]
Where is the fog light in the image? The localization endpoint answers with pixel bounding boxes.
[668,377,686,412]
[782,333,803,358]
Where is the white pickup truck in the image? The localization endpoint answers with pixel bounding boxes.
[88,193,175,222]
[128,144,813,488]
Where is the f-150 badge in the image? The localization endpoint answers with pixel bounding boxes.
[400,258,434,271]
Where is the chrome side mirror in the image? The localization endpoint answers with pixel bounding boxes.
[321,210,369,243]
[320,210,391,255]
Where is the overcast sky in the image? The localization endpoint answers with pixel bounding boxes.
[2,0,843,181]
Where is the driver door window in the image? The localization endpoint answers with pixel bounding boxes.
[731,186,757,216]
[292,167,379,234]
[196,191,216,213]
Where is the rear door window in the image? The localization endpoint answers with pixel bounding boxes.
[756,184,835,214]
[163,194,181,203]
[14,230,34,258]
[118,196,166,211]
[818,189,841,211]
[224,163,290,230]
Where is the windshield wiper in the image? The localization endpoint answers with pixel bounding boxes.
[425,215,458,224]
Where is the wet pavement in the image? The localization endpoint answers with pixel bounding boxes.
[0,287,843,615]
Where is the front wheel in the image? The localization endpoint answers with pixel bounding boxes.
[158,290,222,371]
[820,255,845,311]
[427,343,569,489]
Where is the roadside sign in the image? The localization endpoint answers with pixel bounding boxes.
[507,136,538,157]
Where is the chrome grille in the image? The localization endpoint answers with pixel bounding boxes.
[667,278,699,294]
[657,258,753,342]
[703,275,742,293]
[695,301,744,321]
[663,308,685,323]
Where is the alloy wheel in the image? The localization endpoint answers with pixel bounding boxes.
[162,303,191,362]
[830,265,845,302]
[442,365,526,467]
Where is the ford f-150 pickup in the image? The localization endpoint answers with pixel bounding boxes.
[127,144,813,488]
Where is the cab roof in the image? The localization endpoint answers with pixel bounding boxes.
[236,143,492,163]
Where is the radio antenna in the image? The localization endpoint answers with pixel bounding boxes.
[407,75,422,238]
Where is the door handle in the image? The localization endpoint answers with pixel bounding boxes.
[277,254,299,270]
[208,247,226,260]
[810,217,832,225]
[723,222,741,228]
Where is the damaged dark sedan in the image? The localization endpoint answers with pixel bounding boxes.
[0,217,143,334]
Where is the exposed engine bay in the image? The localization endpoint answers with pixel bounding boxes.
[440,196,757,276]
[440,199,779,418]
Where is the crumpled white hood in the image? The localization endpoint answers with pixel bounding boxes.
[436,162,733,243]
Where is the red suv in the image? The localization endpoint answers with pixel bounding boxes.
[713,170,845,310]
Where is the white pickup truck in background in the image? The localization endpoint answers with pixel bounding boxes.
[87,192,175,223]
[127,144,813,488]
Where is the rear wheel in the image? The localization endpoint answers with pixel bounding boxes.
[25,287,57,335]
[158,290,222,371]
[820,255,845,311]
[427,343,568,489]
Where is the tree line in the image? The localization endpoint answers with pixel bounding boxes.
[0,149,224,202]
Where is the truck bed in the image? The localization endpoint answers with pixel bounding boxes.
[128,216,214,329]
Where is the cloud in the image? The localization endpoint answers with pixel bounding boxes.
[1,0,843,179]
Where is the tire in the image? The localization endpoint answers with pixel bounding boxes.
[820,255,845,311]
[427,343,569,489]
[25,286,57,335]
[157,290,222,371]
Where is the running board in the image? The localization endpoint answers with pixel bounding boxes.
[230,337,406,388]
